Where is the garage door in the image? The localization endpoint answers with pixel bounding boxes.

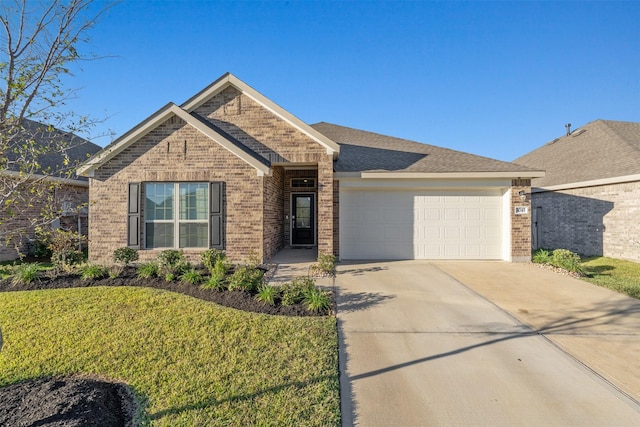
[340,189,503,260]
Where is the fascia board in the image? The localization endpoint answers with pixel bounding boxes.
[181,73,340,159]
[78,103,272,177]
[1,169,89,187]
[334,171,545,180]
[532,173,640,193]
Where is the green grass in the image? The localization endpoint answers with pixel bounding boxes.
[0,287,340,426]
[581,257,640,299]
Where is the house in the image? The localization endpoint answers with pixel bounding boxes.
[78,73,543,264]
[514,119,640,262]
[0,120,101,260]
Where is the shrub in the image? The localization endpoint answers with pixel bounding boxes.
[80,264,108,280]
[281,277,315,306]
[113,247,139,265]
[11,263,41,286]
[244,251,261,269]
[551,249,585,275]
[48,229,86,271]
[317,252,336,273]
[181,268,203,285]
[108,265,123,279]
[30,229,52,258]
[304,287,332,313]
[227,266,264,292]
[165,273,175,282]
[201,259,229,290]
[532,248,552,264]
[157,249,189,276]
[201,249,226,273]
[137,262,159,279]
[256,284,279,306]
[51,250,84,271]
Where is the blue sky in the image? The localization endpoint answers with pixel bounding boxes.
[66,0,639,161]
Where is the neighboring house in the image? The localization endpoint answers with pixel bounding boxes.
[78,73,543,265]
[514,119,640,262]
[0,120,101,261]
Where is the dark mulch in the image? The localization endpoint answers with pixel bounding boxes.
[0,375,136,427]
[0,266,329,317]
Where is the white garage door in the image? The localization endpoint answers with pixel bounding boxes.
[340,189,503,260]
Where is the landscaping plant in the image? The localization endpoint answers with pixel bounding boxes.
[304,287,332,313]
[317,252,336,274]
[180,268,203,285]
[256,284,279,306]
[80,264,108,281]
[551,249,585,275]
[227,266,264,292]
[48,229,86,272]
[11,263,41,286]
[532,248,552,264]
[201,259,228,290]
[201,249,226,273]
[157,250,189,277]
[137,262,159,279]
[112,247,139,266]
[281,277,315,306]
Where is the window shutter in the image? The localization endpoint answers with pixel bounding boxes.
[210,182,224,249]
[127,183,141,249]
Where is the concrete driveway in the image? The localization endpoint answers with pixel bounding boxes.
[336,261,640,426]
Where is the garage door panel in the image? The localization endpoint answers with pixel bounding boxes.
[341,189,503,260]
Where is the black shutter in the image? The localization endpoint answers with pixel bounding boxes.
[127,183,141,249]
[210,182,224,249]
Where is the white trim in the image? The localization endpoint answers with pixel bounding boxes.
[77,103,272,177]
[181,73,340,158]
[290,192,317,246]
[338,178,512,190]
[334,171,545,179]
[532,173,640,193]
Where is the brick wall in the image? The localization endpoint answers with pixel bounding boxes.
[333,180,340,257]
[263,166,284,260]
[90,116,263,265]
[511,179,532,262]
[0,180,89,261]
[532,180,640,262]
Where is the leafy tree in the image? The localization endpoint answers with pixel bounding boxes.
[0,0,111,255]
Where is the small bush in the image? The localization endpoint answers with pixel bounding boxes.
[201,249,226,273]
[304,287,332,313]
[30,229,52,258]
[227,266,264,292]
[137,262,159,279]
[181,268,203,285]
[201,259,229,290]
[317,252,336,273]
[157,249,189,276]
[11,263,41,286]
[551,249,585,275]
[113,247,139,265]
[532,248,552,264]
[281,277,315,306]
[256,284,279,306]
[80,264,108,280]
[48,229,87,271]
[165,273,175,282]
[51,250,84,271]
[108,265,123,279]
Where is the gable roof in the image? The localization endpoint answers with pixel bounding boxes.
[4,119,101,182]
[312,122,543,178]
[514,120,640,188]
[78,103,272,177]
[181,72,339,158]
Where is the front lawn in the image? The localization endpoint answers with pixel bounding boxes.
[0,286,340,426]
[581,256,640,299]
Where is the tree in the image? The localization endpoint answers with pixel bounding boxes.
[0,0,109,256]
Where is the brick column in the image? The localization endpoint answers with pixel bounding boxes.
[511,179,532,262]
[317,154,334,256]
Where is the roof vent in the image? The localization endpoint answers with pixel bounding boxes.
[565,123,571,136]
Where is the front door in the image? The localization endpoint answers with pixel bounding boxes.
[291,194,315,245]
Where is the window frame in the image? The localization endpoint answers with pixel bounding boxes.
[143,182,210,250]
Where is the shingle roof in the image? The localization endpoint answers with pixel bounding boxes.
[311,122,540,174]
[5,119,101,181]
[513,120,640,187]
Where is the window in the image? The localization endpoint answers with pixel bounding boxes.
[144,183,209,249]
[291,178,315,188]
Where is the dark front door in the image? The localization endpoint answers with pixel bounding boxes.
[292,194,315,245]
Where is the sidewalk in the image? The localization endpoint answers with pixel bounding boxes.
[433,261,640,402]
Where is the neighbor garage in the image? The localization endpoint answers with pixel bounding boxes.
[339,186,506,260]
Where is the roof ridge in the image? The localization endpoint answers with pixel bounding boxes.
[598,119,640,153]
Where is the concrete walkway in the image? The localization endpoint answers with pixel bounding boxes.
[336,261,640,426]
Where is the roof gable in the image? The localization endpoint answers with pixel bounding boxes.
[181,73,339,158]
[514,119,640,187]
[77,103,271,177]
[312,122,543,178]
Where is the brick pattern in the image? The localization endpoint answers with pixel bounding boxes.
[532,180,640,262]
[0,181,89,261]
[263,166,284,260]
[511,179,532,262]
[333,180,340,257]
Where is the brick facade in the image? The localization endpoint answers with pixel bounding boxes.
[0,181,89,261]
[531,180,640,262]
[511,179,532,262]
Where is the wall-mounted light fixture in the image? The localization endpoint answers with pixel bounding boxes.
[518,190,527,202]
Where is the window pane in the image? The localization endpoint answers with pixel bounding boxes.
[146,223,174,248]
[145,183,174,220]
[179,223,208,248]
[179,183,209,220]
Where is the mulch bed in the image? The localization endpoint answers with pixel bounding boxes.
[0,265,332,426]
[0,265,330,317]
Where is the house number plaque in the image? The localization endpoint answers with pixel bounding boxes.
[514,206,529,215]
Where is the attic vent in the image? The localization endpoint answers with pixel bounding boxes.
[571,129,587,137]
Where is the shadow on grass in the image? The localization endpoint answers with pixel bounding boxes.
[147,375,337,422]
